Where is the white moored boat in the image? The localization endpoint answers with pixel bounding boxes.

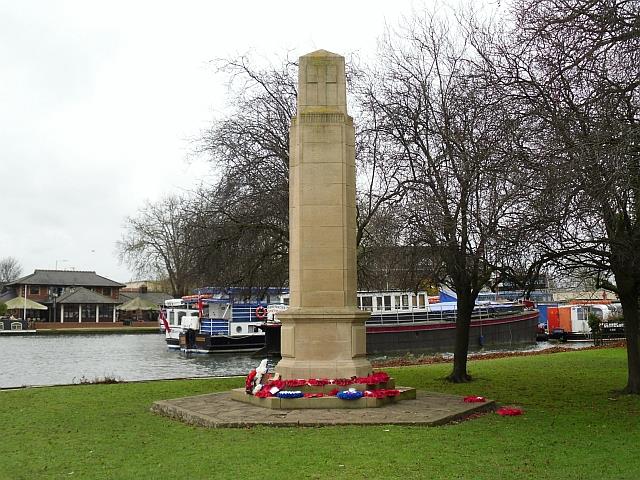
[160,291,285,354]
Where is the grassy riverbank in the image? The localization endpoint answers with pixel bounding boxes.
[2,347,639,479]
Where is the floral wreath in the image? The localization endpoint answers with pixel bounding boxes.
[244,364,400,400]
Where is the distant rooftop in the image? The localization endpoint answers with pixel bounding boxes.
[9,270,125,288]
[57,286,121,304]
[118,291,173,305]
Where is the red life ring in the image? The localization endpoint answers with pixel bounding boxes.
[255,306,267,319]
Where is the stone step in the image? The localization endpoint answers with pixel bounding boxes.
[231,386,416,409]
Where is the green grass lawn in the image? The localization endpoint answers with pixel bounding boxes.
[1,347,639,479]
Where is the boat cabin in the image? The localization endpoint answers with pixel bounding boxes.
[357,291,433,312]
[0,317,29,332]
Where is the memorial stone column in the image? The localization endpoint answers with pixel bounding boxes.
[275,50,372,380]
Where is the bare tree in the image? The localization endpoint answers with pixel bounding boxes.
[194,57,295,292]
[194,55,411,292]
[367,13,538,382]
[486,0,640,392]
[0,257,22,288]
[118,195,197,297]
[351,63,410,249]
[186,188,290,295]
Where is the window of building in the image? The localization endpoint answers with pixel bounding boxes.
[64,307,79,322]
[49,287,63,296]
[29,286,39,295]
[82,304,96,322]
[99,305,114,322]
[103,287,111,297]
[49,287,60,297]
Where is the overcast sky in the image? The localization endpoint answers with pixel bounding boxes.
[1,0,488,283]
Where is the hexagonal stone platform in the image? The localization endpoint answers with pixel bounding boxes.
[151,390,495,428]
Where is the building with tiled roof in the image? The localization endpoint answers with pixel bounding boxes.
[6,270,126,323]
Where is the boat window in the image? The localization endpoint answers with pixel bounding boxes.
[361,296,373,312]
[576,308,587,321]
[383,296,392,311]
[177,312,186,324]
[608,304,622,315]
[590,307,603,320]
[401,295,409,310]
[418,294,426,308]
[394,296,401,309]
[376,297,383,311]
[412,295,417,307]
[11,322,22,330]
[0,322,4,330]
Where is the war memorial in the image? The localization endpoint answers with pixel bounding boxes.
[152,50,494,426]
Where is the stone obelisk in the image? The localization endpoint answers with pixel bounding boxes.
[275,50,372,380]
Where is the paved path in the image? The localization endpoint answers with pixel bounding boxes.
[151,390,495,428]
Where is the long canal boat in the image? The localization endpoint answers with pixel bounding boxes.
[260,290,539,356]
[162,289,538,355]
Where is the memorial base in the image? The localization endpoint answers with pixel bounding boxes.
[275,308,372,380]
[231,378,417,410]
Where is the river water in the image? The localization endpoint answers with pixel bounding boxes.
[0,332,593,389]
[0,333,258,389]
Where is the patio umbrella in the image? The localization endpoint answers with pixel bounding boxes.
[4,296,48,310]
[116,297,160,311]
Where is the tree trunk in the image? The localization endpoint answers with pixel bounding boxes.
[618,291,640,394]
[447,294,474,383]
[611,253,640,394]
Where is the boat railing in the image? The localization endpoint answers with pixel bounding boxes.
[200,319,230,335]
[230,304,268,323]
[365,305,525,326]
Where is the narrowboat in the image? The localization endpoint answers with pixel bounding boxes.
[261,290,539,356]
